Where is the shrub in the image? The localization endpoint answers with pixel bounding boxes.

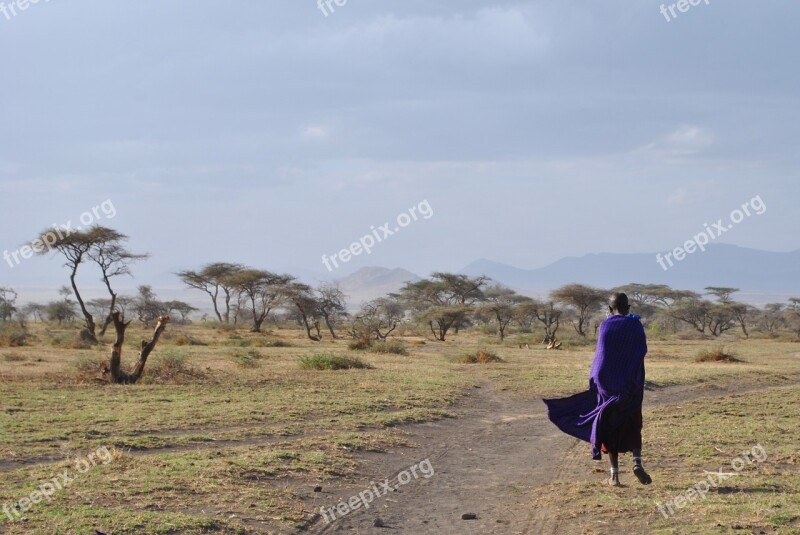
[370,341,409,355]
[2,353,26,362]
[72,355,107,383]
[0,323,29,347]
[299,354,373,370]
[174,333,207,346]
[251,338,292,348]
[695,347,742,363]
[145,350,206,383]
[453,349,505,364]
[348,337,372,351]
[234,349,263,368]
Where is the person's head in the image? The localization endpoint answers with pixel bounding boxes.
[608,293,630,316]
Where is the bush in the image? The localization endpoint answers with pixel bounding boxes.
[299,354,373,370]
[145,350,206,383]
[234,349,263,368]
[50,334,93,350]
[3,352,26,362]
[453,349,505,364]
[349,338,408,355]
[370,341,409,355]
[251,338,292,348]
[695,347,742,363]
[0,323,29,347]
[348,337,372,351]
[72,355,107,382]
[174,333,207,346]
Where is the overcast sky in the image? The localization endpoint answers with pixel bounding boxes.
[1,1,798,294]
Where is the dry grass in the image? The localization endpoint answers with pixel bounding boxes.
[453,349,505,364]
[695,346,742,363]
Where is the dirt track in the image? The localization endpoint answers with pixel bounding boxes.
[304,379,793,535]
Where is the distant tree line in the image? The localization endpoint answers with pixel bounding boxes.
[5,225,800,346]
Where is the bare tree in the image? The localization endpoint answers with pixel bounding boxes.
[107,311,169,384]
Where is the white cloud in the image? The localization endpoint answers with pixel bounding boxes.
[300,125,329,140]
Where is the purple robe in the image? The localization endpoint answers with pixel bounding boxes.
[544,315,647,459]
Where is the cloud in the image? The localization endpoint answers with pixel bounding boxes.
[300,125,330,140]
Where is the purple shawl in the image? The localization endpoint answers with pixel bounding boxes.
[544,315,647,459]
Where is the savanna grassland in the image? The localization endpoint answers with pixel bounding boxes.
[1,322,799,534]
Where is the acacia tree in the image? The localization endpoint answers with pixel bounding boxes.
[317,284,347,339]
[87,228,148,336]
[727,302,754,338]
[760,303,785,334]
[552,284,606,337]
[0,287,17,321]
[34,226,115,342]
[670,296,735,336]
[534,300,562,345]
[787,298,800,338]
[284,282,322,341]
[177,263,243,323]
[398,273,488,341]
[704,287,739,304]
[481,285,529,341]
[228,269,293,332]
[350,297,404,341]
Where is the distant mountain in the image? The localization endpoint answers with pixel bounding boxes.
[336,266,421,307]
[461,244,800,304]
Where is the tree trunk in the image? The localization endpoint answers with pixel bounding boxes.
[70,265,97,343]
[108,311,169,384]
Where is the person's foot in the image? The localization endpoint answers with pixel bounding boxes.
[633,465,652,485]
[606,474,621,487]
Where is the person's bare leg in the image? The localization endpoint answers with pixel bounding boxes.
[632,449,652,484]
[607,452,621,486]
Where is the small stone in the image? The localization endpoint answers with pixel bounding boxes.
[313,486,322,492]
[373,517,384,527]
[461,513,477,520]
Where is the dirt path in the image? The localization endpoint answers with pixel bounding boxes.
[302,378,799,535]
